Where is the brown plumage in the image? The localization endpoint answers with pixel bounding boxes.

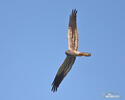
[51,9,91,92]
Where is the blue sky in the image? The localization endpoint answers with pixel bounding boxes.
[0,0,125,100]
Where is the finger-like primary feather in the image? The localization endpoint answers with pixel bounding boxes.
[51,55,76,92]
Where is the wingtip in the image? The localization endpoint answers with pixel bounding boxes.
[51,82,58,92]
[51,71,65,92]
[72,9,77,15]
[51,86,57,92]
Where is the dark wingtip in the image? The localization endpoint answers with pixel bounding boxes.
[72,9,77,15]
[51,82,57,92]
[51,72,65,92]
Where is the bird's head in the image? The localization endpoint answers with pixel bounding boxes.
[65,50,70,55]
[65,50,76,56]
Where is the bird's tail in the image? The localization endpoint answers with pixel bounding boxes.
[78,52,91,56]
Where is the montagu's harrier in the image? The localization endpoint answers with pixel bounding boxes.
[51,9,91,92]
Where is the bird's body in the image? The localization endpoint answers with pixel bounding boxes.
[51,9,91,92]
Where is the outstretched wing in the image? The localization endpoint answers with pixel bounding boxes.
[68,9,78,51]
[51,55,76,92]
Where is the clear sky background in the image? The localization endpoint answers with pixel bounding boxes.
[0,0,125,100]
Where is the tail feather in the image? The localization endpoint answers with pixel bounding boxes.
[79,52,91,56]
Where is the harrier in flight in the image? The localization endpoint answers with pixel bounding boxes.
[51,9,91,92]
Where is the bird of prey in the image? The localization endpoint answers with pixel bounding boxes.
[51,9,91,92]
